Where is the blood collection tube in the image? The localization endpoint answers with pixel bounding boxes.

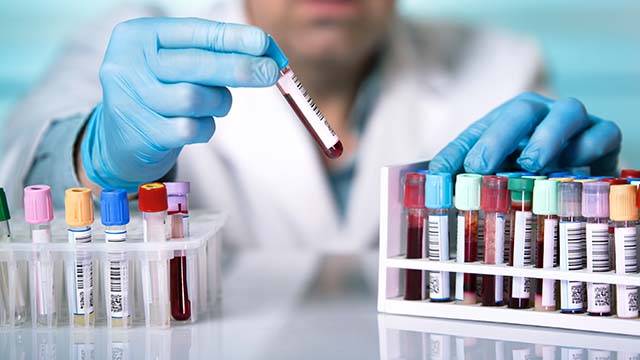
[64,187,96,327]
[454,174,482,304]
[403,172,426,300]
[582,182,612,316]
[0,188,26,326]
[620,169,640,178]
[480,176,509,306]
[609,184,639,319]
[557,182,586,314]
[265,36,343,159]
[532,180,559,311]
[139,183,171,327]
[100,189,131,328]
[425,172,452,302]
[24,185,56,326]
[495,172,521,297]
[507,178,534,309]
[165,182,192,321]
[602,177,629,266]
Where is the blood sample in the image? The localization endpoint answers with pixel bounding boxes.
[265,36,342,159]
[165,182,192,321]
[403,172,426,300]
[495,172,521,299]
[480,176,509,306]
[454,174,481,304]
[425,172,452,302]
[532,180,559,311]
[582,182,612,316]
[507,178,534,309]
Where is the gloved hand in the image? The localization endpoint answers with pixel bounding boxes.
[429,92,622,175]
[82,18,280,192]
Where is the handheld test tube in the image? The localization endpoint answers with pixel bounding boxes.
[100,189,131,328]
[265,36,343,159]
[425,173,452,302]
[533,180,559,312]
[139,183,171,327]
[165,182,192,321]
[24,185,55,327]
[0,188,26,326]
[480,176,509,306]
[507,178,534,309]
[64,188,96,327]
[403,173,426,300]
[454,174,481,304]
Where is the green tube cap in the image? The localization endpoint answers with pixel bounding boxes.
[0,188,10,221]
[454,173,482,211]
[508,178,535,202]
[532,180,559,215]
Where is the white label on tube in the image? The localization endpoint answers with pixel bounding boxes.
[106,229,128,319]
[455,215,465,301]
[559,221,585,311]
[614,227,639,318]
[69,228,94,315]
[542,218,558,307]
[511,211,532,299]
[428,214,450,300]
[495,216,505,302]
[586,222,611,314]
[32,227,51,243]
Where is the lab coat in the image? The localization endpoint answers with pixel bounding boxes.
[0,2,543,251]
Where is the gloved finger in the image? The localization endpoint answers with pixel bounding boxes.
[151,48,280,87]
[517,98,591,172]
[558,118,622,169]
[140,81,232,117]
[151,116,217,149]
[428,116,493,174]
[516,91,554,106]
[153,18,270,56]
[587,148,621,176]
[463,99,549,174]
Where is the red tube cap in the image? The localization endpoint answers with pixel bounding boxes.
[138,183,168,213]
[403,172,426,209]
[621,169,640,178]
[480,176,509,213]
[601,177,628,186]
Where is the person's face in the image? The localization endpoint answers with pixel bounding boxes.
[246,0,395,66]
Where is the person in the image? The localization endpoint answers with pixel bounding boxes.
[0,0,621,249]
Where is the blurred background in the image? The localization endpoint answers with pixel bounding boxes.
[1,0,638,167]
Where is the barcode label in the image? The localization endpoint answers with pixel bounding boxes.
[455,215,465,301]
[542,218,558,307]
[511,211,532,299]
[614,227,639,318]
[586,223,611,313]
[74,254,94,315]
[109,258,129,318]
[477,215,485,261]
[504,215,511,264]
[559,221,585,311]
[428,215,450,300]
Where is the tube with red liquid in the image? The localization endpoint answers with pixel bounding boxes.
[403,172,426,300]
[533,180,559,312]
[265,36,343,159]
[165,182,191,321]
[507,178,534,309]
[480,176,509,306]
[454,174,482,304]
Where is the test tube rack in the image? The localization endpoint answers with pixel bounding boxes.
[377,161,640,337]
[0,211,223,328]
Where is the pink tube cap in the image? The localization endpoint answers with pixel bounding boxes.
[165,182,190,213]
[24,185,54,224]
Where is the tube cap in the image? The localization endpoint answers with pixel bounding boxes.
[533,180,559,215]
[480,176,509,213]
[549,177,574,182]
[65,188,94,227]
[522,175,547,180]
[601,178,628,186]
[508,178,534,202]
[165,182,190,213]
[547,171,572,178]
[0,188,10,222]
[24,185,53,224]
[625,177,640,184]
[495,172,523,179]
[265,35,289,71]
[610,184,638,221]
[403,173,425,209]
[558,182,582,217]
[100,189,130,226]
[582,182,609,218]
[620,169,640,178]
[138,183,168,213]
[425,173,452,209]
[454,174,482,211]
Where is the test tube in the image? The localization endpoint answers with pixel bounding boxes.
[403,173,426,300]
[533,180,559,311]
[64,187,96,327]
[507,178,534,309]
[24,185,56,327]
[454,174,482,304]
[557,182,586,313]
[139,183,171,327]
[480,176,509,306]
[265,36,343,159]
[0,188,26,326]
[100,189,131,328]
[165,182,192,321]
[582,182,612,316]
[609,184,639,319]
[425,173,452,302]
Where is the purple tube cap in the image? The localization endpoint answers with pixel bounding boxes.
[164,182,190,213]
[24,185,54,224]
[582,182,609,218]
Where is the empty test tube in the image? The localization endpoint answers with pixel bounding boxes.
[533,180,559,311]
[0,188,27,326]
[425,173,452,302]
[403,173,426,300]
[454,174,482,304]
[480,176,509,306]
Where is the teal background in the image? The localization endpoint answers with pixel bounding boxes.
[1,0,638,167]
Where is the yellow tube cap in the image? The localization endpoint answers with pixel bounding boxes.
[609,184,638,221]
[65,187,94,226]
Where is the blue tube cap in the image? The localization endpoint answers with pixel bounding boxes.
[265,35,289,71]
[100,189,129,226]
[496,172,523,179]
[425,172,453,209]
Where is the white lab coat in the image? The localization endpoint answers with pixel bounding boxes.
[0,2,543,251]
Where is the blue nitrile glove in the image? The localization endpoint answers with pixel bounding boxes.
[429,92,622,176]
[82,18,281,192]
